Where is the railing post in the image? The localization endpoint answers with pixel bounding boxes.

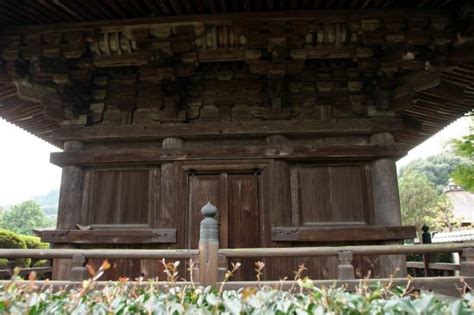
[461,248,474,277]
[71,253,88,281]
[337,251,355,280]
[199,202,219,286]
[421,224,432,277]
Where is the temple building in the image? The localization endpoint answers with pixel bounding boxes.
[444,179,474,226]
[0,0,473,280]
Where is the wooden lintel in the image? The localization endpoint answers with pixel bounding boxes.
[53,118,404,142]
[272,226,416,242]
[49,144,410,166]
[3,10,446,34]
[36,229,176,244]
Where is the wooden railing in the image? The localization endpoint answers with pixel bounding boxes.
[0,203,473,296]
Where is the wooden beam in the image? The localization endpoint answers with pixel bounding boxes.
[0,248,197,259]
[49,144,410,166]
[53,118,404,142]
[406,261,460,271]
[36,229,176,244]
[272,226,416,242]
[219,242,474,257]
[2,10,447,34]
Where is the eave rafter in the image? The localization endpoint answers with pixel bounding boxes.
[0,8,473,147]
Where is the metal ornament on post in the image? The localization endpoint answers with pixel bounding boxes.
[198,202,219,286]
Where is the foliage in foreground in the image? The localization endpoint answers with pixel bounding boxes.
[0,229,48,268]
[1,261,474,315]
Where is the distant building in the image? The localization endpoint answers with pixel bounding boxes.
[444,179,474,226]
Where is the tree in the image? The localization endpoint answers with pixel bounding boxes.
[399,170,462,234]
[427,195,462,232]
[0,200,55,235]
[399,153,465,193]
[399,171,438,232]
[451,133,474,192]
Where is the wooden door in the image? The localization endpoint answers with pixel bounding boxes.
[187,172,261,280]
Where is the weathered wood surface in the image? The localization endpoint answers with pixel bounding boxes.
[1,243,470,260]
[272,226,416,242]
[0,249,197,260]
[50,144,409,166]
[289,163,373,226]
[35,229,177,244]
[1,243,471,260]
[406,262,460,271]
[3,9,449,33]
[219,242,474,258]
[53,119,404,141]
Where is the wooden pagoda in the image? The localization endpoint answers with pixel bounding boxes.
[0,0,473,280]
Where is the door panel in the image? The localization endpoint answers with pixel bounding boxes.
[228,174,260,280]
[187,174,222,248]
[187,172,261,280]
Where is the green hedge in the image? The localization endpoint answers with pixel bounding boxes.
[0,277,472,314]
[0,229,49,268]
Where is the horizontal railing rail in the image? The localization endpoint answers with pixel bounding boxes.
[0,248,198,260]
[406,262,460,272]
[219,242,474,257]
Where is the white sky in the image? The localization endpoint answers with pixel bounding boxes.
[0,115,471,205]
[0,118,62,205]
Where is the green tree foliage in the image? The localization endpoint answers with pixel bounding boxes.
[399,171,438,231]
[0,200,54,235]
[0,228,29,267]
[399,153,465,193]
[451,133,474,192]
[399,170,462,234]
[428,195,462,232]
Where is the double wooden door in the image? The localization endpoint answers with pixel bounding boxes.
[187,172,261,280]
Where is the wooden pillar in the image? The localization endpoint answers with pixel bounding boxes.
[370,133,402,226]
[57,140,85,230]
[199,202,219,286]
[370,132,406,277]
[54,140,84,280]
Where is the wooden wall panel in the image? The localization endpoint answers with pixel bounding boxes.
[86,169,150,225]
[88,171,121,224]
[329,166,367,223]
[270,161,294,280]
[120,170,150,223]
[81,167,161,281]
[292,166,331,224]
[290,164,371,226]
[267,162,376,280]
